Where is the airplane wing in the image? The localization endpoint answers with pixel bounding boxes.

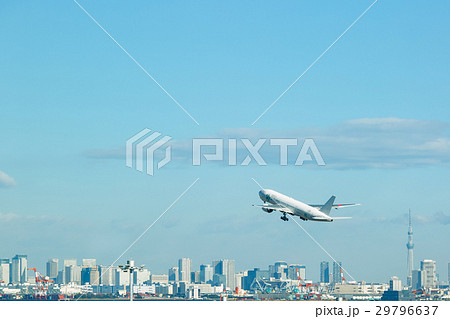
[332,204,360,209]
[252,204,293,214]
[310,216,352,221]
[310,217,331,221]
[309,203,360,209]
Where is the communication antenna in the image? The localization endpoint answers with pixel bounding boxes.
[118,260,145,301]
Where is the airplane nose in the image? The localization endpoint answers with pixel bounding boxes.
[259,190,265,200]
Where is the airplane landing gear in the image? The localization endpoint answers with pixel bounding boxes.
[281,213,289,221]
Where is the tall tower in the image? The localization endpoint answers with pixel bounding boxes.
[178,258,192,283]
[406,209,414,286]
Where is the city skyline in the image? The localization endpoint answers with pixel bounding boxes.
[1,251,448,289]
[1,207,447,283]
[1,252,448,301]
[1,0,449,285]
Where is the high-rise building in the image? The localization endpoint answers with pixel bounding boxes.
[64,259,77,267]
[272,261,288,279]
[287,264,305,281]
[332,261,343,284]
[412,269,425,290]
[268,265,275,278]
[81,267,99,285]
[389,276,402,291]
[191,271,200,283]
[0,259,10,284]
[168,267,179,282]
[212,273,227,288]
[90,267,100,286]
[99,266,116,286]
[73,266,82,284]
[82,259,96,267]
[65,265,82,284]
[134,269,150,285]
[320,261,330,283]
[46,259,59,280]
[56,271,65,285]
[55,259,77,285]
[115,268,130,286]
[200,264,213,283]
[420,260,436,289]
[178,258,192,282]
[235,272,244,291]
[242,268,269,290]
[406,210,414,286]
[213,259,236,290]
[11,255,27,284]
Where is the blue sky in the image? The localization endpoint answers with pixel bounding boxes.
[0,0,449,283]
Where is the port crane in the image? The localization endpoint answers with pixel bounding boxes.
[28,268,54,298]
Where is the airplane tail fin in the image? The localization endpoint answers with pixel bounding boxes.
[320,196,336,215]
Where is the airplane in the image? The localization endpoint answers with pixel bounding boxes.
[253,189,360,222]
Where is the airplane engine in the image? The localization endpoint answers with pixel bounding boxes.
[262,208,274,213]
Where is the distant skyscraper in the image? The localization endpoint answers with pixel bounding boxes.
[89,267,100,286]
[273,261,288,280]
[287,264,305,281]
[65,265,82,284]
[64,259,77,267]
[213,259,236,290]
[178,258,192,282]
[420,260,436,288]
[81,267,99,285]
[82,259,96,267]
[168,266,179,282]
[134,269,150,285]
[406,210,414,286]
[389,276,402,291]
[56,259,77,284]
[56,270,65,285]
[213,273,227,287]
[320,261,330,283]
[0,259,10,284]
[242,268,269,290]
[115,268,130,286]
[191,271,200,283]
[299,265,306,280]
[412,269,425,290]
[99,266,116,286]
[332,261,343,284]
[200,264,213,283]
[46,259,59,280]
[235,272,244,290]
[11,255,27,284]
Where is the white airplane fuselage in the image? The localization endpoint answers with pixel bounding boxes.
[259,189,333,222]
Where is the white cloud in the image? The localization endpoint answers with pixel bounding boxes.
[223,118,450,169]
[82,118,450,169]
[0,171,16,188]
